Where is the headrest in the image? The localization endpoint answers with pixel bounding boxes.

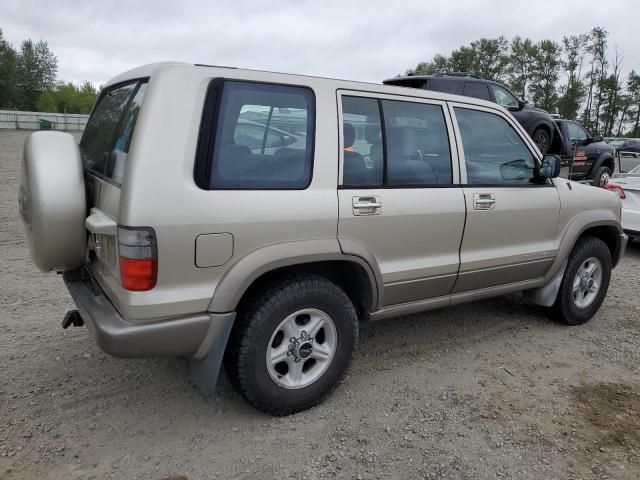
[365,124,382,144]
[343,123,356,148]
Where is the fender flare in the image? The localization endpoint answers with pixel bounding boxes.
[589,152,615,177]
[530,120,555,141]
[207,238,383,313]
[543,214,622,284]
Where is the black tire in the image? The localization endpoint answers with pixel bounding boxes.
[592,165,613,187]
[532,127,550,154]
[224,274,358,416]
[552,236,612,325]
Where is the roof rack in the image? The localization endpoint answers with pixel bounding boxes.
[433,71,481,79]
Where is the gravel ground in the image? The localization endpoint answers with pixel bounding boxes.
[1,129,640,480]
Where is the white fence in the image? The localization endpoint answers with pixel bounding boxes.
[0,110,89,131]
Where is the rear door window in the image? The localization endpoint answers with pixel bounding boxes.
[80,81,147,183]
[197,81,315,189]
[464,82,490,100]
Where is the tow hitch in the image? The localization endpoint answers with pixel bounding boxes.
[62,309,84,329]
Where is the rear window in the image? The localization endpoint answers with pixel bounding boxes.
[80,80,147,184]
[195,80,315,190]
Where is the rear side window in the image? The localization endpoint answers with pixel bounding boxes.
[464,82,490,100]
[197,81,315,190]
[80,81,147,184]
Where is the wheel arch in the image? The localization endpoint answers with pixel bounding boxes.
[531,120,554,140]
[551,217,624,280]
[208,239,382,316]
[589,153,615,176]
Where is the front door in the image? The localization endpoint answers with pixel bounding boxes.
[449,104,560,293]
[337,91,466,307]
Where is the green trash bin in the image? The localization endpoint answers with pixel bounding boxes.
[38,119,53,130]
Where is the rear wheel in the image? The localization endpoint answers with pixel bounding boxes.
[532,127,550,154]
[224,274,358,415]
[552,236,612,325]
[593,165,613,187]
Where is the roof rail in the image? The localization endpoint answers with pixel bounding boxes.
[433,71,481,79]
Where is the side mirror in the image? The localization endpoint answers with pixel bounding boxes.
[591,134,603,143]
[539,155,562,179]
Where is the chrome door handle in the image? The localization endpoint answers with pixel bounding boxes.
[352,196,382,215]
[473,193,495,210]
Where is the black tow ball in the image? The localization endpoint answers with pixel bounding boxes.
[61,310,84,329]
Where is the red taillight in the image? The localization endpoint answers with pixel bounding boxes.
[119,257,157,291]
[602,183,626,199]
[118,226,157,291]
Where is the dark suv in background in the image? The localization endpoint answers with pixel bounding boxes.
[384,72,558,154]
[551,118,616,187]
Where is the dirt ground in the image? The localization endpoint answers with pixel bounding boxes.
[1,129,640,480]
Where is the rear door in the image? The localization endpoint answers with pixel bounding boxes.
[449,103,560,292]
[79,80,147,285]
[337,91,465,306]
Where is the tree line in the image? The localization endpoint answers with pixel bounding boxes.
[404,27,640,137]
[0,29,98,114]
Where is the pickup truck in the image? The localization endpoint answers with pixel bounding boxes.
[550,118,616,187]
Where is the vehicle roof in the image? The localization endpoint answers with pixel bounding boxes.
[384,74,504,86]
[104,61,502,111]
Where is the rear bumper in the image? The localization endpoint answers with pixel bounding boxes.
[63,270,235,359]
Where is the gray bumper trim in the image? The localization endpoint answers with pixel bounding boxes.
[63,270,234,359]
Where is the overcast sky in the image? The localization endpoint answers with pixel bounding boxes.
[1,0,639,87]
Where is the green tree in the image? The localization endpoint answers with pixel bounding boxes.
[449,45,477,73]
[582,27,608,131]
[557,34,587,119]
[0,29,18,108]
[36,90,56,112]
[470,37,509,82]
[16,39,57,110]
[627,71,640,137]
[529,40,562,112]
[507,36,536,100]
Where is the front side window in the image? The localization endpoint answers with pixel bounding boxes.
[567,122,588,143]
[490,85,519,109]
[80,81,146,182]
[341,96,452,187]
[204,81,314,189]
[455,107,536,185]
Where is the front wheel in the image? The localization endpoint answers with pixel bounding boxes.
[224,274,358,415]
[593,165,613,187]
[552,236,612,325]
[532,127,550,154]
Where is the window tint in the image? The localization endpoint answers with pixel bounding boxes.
[80,82,140,179]
[108,83,147,184]
[464,82,490,100]
[427,79,462,95]
[455,108,536,185]
[490,85,519,109]
[567,122,588,142]
[341,96,452,187]
[381,100,452,185]
[209,81,314,189]
[341,96,383,186]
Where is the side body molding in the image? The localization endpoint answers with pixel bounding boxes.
[208,238,383,313]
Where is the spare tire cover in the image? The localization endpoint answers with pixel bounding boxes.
[19,131,87,272]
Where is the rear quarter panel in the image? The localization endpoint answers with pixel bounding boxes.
[114,66,340,321]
